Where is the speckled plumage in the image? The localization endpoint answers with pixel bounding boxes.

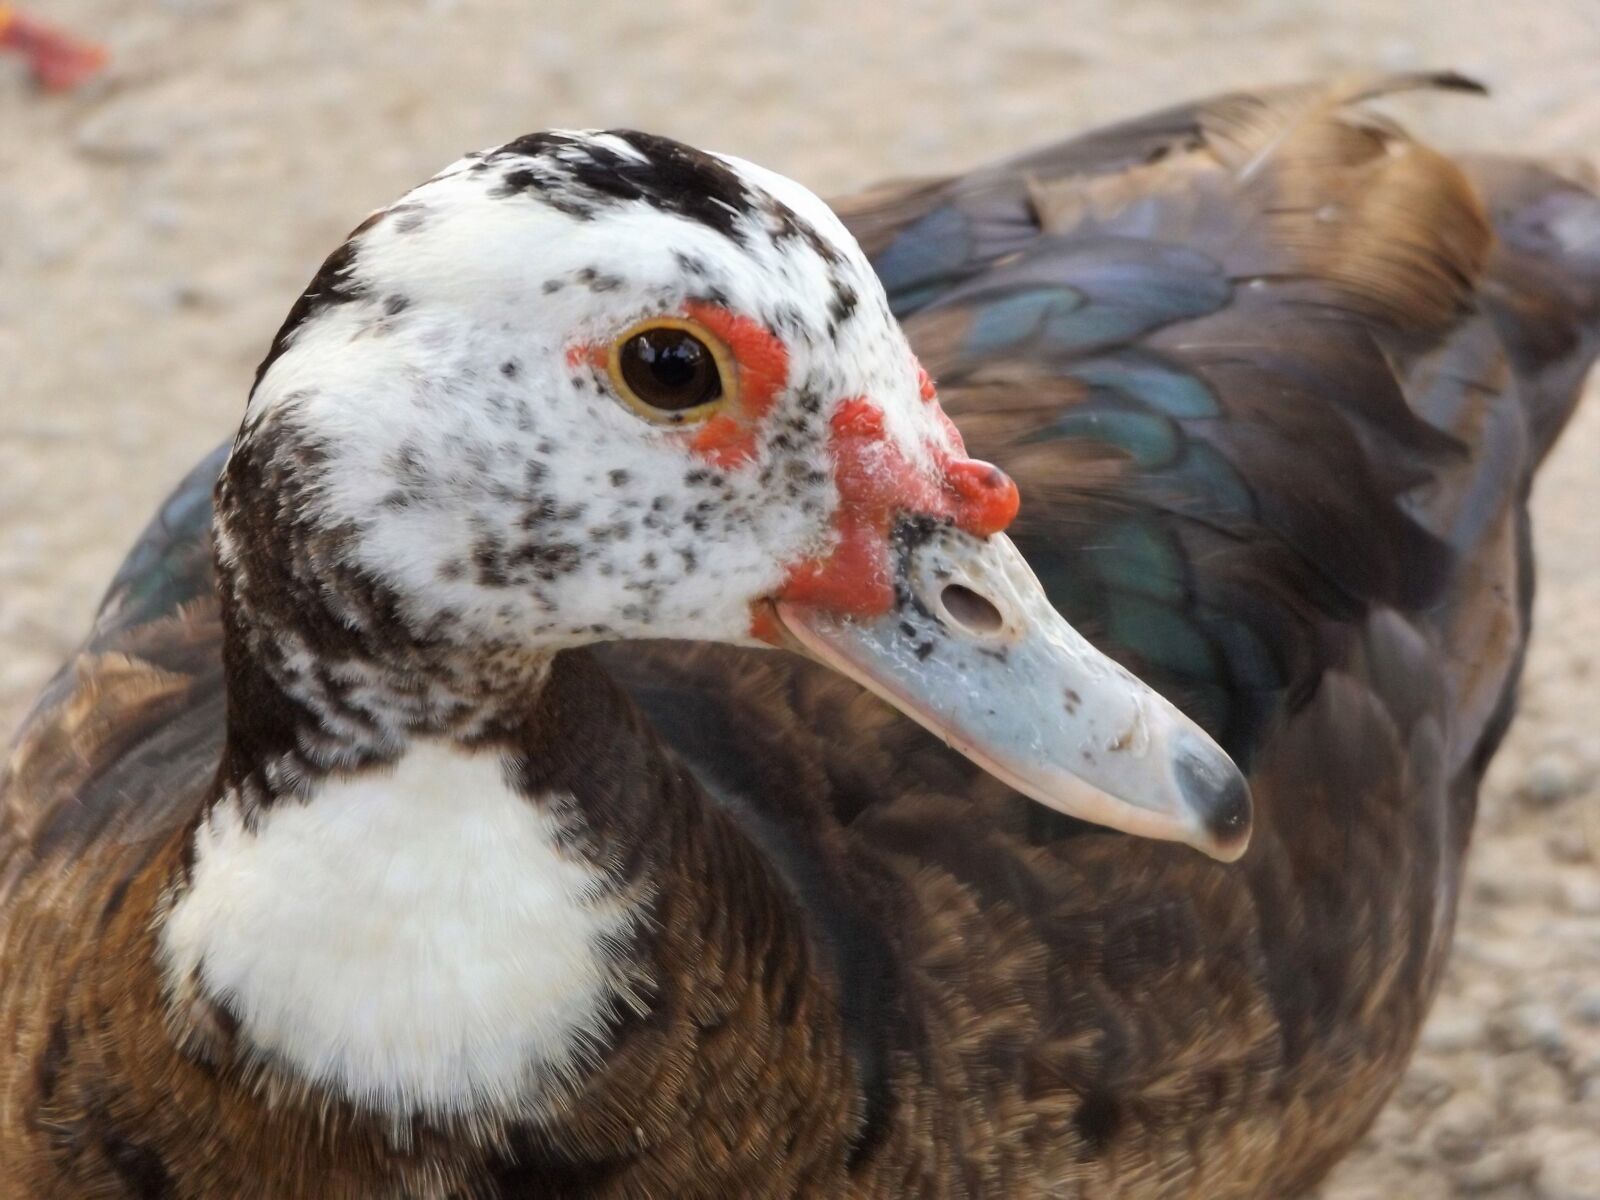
[3,77,1599,1197]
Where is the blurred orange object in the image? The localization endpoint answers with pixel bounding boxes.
[0,5,107,91]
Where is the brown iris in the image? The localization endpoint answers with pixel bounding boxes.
[608,317,736,423]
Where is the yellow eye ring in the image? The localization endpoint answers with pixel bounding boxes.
[607,316,739,425]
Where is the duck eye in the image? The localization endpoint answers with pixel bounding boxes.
[609,319,735,423]
[621,330,717,408]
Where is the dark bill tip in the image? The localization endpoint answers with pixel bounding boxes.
[1173,732,1252,860]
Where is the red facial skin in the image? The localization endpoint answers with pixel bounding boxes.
[758,396,1018,638]
[681,301,788,470]
[569,311,1019,641]
[565,343,608,370]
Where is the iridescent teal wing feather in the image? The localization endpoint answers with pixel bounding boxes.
[838,77,1597,781]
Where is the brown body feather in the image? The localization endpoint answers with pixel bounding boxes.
[3,79,1599,1197]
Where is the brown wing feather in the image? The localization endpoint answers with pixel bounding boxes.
[625,78,1600,1194]
[1,445,226,908]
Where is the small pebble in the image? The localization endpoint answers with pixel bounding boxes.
[1573,989,1600,1027]
[141,202,186,236]
[1430,1094,1495,1163]
[75,107,173,164]
[1396,1063,1456,1112]
[1497,1056,1571,1126]
[1560,877,1600,916]
[1546,823,1593,863]
[1523,754,1581,807]
[1532,1129,1600,1200]
[1450,1146,1540,1192]
[1420,1000,1488,1054]
[1490,1003,1571,1061]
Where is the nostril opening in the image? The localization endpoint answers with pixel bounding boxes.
[939,584,1004,634]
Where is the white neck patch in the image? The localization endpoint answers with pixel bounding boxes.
[159,742,641,1118]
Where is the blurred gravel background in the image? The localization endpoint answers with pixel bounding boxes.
[3,1,1598,1195]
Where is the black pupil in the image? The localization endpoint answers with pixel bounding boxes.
[620,329,722,413]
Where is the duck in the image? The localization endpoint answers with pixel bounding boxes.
[2,73,1598,1199]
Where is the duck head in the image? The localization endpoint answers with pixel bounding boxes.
[222,130,1249,859]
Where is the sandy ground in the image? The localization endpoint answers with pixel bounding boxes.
[3,0,1598,1194]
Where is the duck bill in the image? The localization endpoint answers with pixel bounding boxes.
[774,523,1252,861]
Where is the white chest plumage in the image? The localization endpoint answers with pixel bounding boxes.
[158,742,639,1118]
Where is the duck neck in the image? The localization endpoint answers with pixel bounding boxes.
[155,618,857,1174]
[160,635,650,1114]
[171,432,667,1127]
